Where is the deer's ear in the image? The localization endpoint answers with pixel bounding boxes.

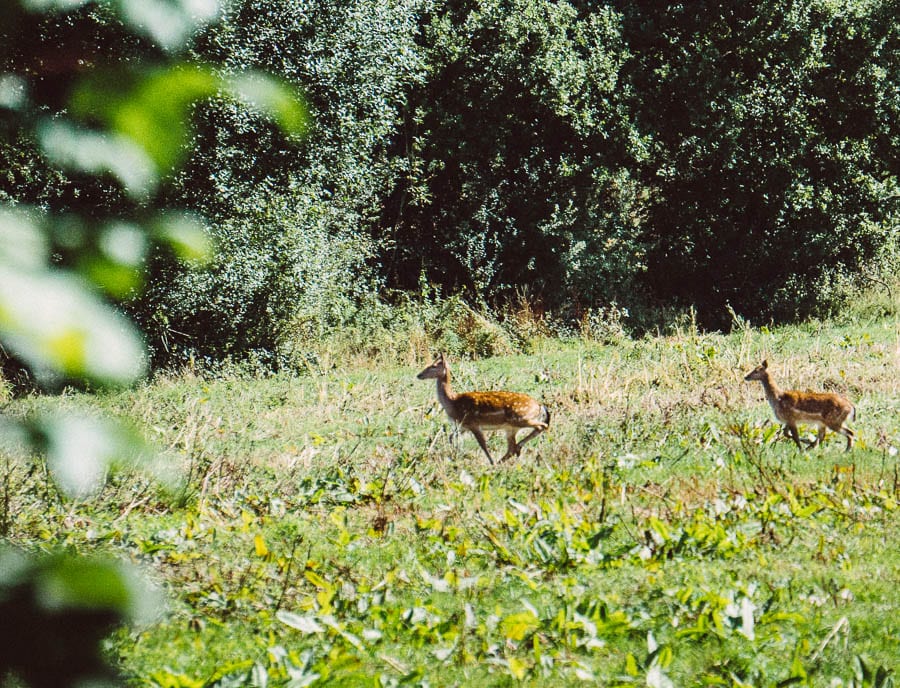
[761,360,768,368]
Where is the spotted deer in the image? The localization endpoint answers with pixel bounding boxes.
[417,353,550,464]
[744,360,855,451]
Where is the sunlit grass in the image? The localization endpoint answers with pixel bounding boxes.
[3,308,899,685]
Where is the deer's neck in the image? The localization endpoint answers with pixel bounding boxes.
[435,373,459,417]
[758,372,783,403]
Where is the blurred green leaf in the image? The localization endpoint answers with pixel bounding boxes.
[33,413,144,498]
[70,65,307,180]
[79,222,149,298]
[0,73,27,110]
[153,212,213,264]
[117,0,220,52]
[80,257,145,299]
[0,266,147,386]
[225,71,309,139]
[71,65,220,175]
[21,0,90,11]
[501,611,540,641]
[4,410,175,499]
[0,546,163,687]
[37,119,158,198]
[37,556,134,611]
[0,207,47,268]
[277,610,325,634]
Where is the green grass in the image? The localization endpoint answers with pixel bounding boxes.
[2,312,899,687]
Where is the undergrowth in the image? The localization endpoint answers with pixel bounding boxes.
[1,285,899,687]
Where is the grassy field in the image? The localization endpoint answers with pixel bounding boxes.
[2,308,899,686]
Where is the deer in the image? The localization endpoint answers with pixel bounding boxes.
[417,353,550,464]
[744,360,855,451]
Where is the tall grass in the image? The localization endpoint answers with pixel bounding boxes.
[2,280,898,685]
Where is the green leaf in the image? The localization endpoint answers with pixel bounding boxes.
[0,265,147,386]
[225,71,309,139]
[80,228,147,299]
[0,207,48,268]
[508,656,529,680]
[16,550,162,624]
[117,0,220,52]
[625,653,639,676]
[37,119,157,198]
[153,212,213,265]
[30,411,164,499]
[71,65,307,179]
[501,611,539,641]
[70,65,218,174]
[276,610,325,634]
[21,0,90,11]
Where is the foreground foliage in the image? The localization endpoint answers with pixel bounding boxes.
[3,313,898,686]
[1,2,305,684]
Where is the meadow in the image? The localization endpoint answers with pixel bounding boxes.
[2,305,898,687]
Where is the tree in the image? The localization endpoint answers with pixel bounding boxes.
[381,0,647,313]
[135,0,429,364]
[615,0,900,326]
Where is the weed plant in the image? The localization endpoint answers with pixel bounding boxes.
[2,287,898,686]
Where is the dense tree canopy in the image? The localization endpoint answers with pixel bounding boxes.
[617,0,900,325]
[5,0,899,363]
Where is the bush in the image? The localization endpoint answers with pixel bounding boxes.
[137,0,900,362]
[380,0,646,313]
[139,0,429,364]
[617,0,900,327]
[141,186,380,367]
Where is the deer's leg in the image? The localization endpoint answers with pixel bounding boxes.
[501,430,519,462]
[839,425,855,451]
[514,425,546,454]
[469,427,495,465]
[785,424,804,451]
[812,425,826,448]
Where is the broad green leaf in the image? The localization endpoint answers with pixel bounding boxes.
[70,65,219,174]
[508,656,529,680]
[153,213,213,264]
[71,66,307,178]
[625,653,639,676]
[100,222,147,266]
[276,610,324,634]
[254,533,269,558]
[37,119,157,198]
[22,0,89,10]
[0,73,27,110]
[648,517,672,543]
[647,664,674,688]
[225,71,309,139]
[501,611,539,641]
[304,570,333,591]
[118,0,220,52]
[0,207,47,268]
[739,597,756,641]
[147,670,205,688]
[32,412,161,499]
[81,223,148,298]
[31,552,162,624]
[320,615,365,651]
[0,266,147,385]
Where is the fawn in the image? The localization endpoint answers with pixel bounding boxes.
[744,360,855,451]
[417,353,550,464]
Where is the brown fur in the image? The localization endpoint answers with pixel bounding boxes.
[744,360,855,451]
[417,353,550,464]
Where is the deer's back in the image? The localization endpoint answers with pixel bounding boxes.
[453,391,543,429]
[778,390,854,425]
